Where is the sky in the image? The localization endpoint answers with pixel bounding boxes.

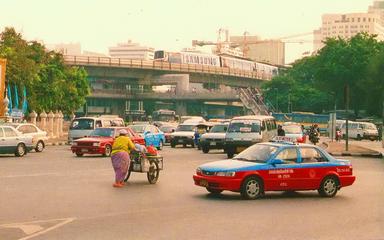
[0,0,376,63]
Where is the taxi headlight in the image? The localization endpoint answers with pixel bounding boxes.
[93,142,100,147]
[215,171,236,177]
[196,167,202,174]
[72,142,78,146]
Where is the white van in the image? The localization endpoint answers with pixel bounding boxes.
[341,121,378,141]
[68,115,125,142]
[224,115,277,158]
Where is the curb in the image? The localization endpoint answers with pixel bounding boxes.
[322,142,383,159]
[328,152,383,158]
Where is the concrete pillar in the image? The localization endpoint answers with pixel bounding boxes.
[29,111,37,125]
[40,111,47,131]
[175,101,187,116]
[59,111,64,137]
[175,74,190,95]
[47,111,54,138]
[54,111,60,138]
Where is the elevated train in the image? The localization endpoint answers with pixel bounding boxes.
[154,50,278,77]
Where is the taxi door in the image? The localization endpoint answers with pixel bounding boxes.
[296,147,330,189]
[265,146,301,191]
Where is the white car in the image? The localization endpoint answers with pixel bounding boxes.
[7,123,48,152]
[0,125,34,157]
[170,124,197,148]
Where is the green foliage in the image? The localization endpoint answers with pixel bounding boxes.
[262,33,384,117]
[0,27,90,114]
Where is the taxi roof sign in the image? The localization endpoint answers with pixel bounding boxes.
[270,136,297,144]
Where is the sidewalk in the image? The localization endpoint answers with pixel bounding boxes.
[321,137,383,158]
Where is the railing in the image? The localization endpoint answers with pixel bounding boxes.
[91,89,239,100]
[238,87,271,115]
[63,55,274,81]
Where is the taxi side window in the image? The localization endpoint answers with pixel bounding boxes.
[300,148,327,163]
[275,148,298,164]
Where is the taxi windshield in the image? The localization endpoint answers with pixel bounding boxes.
[233,144,278,162]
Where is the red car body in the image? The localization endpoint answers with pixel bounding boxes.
[71,127,145,157]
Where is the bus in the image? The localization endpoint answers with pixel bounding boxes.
[152,109,177,122]
[272,112,329,133]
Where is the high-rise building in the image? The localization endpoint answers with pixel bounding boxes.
[108,40,154,60]
[314,1,384,51]
[230,35,285,65]
[46,42,82,55]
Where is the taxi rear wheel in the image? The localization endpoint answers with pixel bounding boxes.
[206,187,223,195]
[318,176,339,197]
[240,176,264,200]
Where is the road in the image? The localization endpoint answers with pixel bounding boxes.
[0,145,383,240]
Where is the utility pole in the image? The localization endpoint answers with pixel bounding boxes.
[345,84,349,152]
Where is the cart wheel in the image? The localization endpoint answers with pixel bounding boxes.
[124,170,132,182]
[147,160,159,184]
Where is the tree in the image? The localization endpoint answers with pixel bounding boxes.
[0,27,90,114]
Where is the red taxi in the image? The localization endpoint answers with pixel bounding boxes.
[71,127,145,157]
[193,142,355,199]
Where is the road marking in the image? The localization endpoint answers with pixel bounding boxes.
[0,217,76,240]
[0,173,60,178]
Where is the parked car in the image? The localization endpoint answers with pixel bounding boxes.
[282,123,306,143]
[159,125,176,143]
[170,123,198,148]
[71,127,145,157]
[6,123,48,152]
[193,142,355,199]
[128,124,165,150]
[199,123,228,153]
[0,125,34,157]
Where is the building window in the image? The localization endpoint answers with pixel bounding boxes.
[358,17,360,22]
[363,17,366,22]
[352,18,354,22]
[368,18,371,22]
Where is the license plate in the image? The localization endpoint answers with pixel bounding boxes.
[236,147,247,153]
[210,142,216,146]
[200,179,208,187]
[81,149,88,152]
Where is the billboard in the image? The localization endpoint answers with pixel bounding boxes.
[0,59,6,116]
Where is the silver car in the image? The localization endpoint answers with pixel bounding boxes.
[6,123,48,152]
[0,125,34,157]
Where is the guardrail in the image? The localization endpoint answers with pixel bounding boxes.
[63,55,273,80]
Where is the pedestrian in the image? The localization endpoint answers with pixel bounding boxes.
[378,125,382,141]
[110,129,137,188]
[277,125,285,136]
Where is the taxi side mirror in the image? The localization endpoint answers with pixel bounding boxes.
[270,159,284,166]
[224,127,228,131]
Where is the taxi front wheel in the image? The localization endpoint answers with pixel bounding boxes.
[240,176,264,200]
[318,176,339,197]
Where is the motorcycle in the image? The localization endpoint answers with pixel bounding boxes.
[335,129,342,142]
[309,128,320,145]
